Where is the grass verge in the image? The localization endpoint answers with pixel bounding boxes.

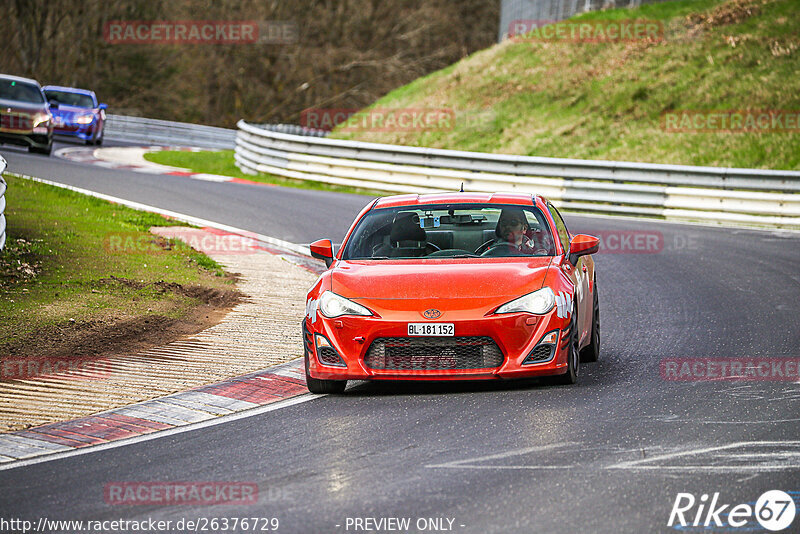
[143,149,382,196]
[0,174,238,359]
[332,0,800,170]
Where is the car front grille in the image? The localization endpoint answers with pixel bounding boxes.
[364,337,503,371]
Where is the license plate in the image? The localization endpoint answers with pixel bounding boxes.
[407,323,454,336]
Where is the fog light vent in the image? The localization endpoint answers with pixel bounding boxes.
[315,334,346,367]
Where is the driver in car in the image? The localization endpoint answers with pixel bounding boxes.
[489,209,553,256]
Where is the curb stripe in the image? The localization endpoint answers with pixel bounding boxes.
[0,360,308,466]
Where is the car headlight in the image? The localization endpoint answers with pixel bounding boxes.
[76,114,94,124]
[318,291,372,318]
[494,287,555,315]
[32,113,50,128]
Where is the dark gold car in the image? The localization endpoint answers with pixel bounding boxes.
[0,74,54,155]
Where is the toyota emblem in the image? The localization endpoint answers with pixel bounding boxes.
[423,309,442,319]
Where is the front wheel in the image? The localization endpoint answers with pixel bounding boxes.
[30,141,53,156]
[304,353,346,394]
[580,280,600,363]
[554,305,580,385]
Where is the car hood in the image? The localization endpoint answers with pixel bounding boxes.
[331,258,553,315]
[52,105,94,117]
[0,98,48,114]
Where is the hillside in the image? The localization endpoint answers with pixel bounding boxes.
[333,0,800,170]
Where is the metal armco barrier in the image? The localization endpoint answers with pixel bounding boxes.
[257,123,329,138]
[0,156,7,251]
[234,120,800,229]
[103,116,327,150]
[104,115,237,150]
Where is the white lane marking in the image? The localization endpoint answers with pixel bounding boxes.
[6,173,310,257]
[426,441,800,473]
[607,441,800,472]
[192,173,233,182]
[669,418,800,424]
[0,394,321,472]
[426,442,581,470]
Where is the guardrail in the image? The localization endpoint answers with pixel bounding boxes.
[0,156,7,251]
[235,120,800,229]
[255,123,329,138]
[104,115,237,150]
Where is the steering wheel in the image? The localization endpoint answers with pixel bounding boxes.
[480,244,515,257]
[474,239,496,255]
[424,242,441,254]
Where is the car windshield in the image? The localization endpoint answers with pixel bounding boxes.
[44,90,94,108]
[342,204,556,260]
[0,79,44,104]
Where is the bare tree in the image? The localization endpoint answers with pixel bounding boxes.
[0,0,500,126]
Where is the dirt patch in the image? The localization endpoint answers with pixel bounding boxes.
[0,238,43,286]
[687,0,768,28]
[1,278,240,371]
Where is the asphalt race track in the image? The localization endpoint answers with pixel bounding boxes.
[1,141,799,533]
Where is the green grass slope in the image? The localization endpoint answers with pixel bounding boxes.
[334,0,800,169]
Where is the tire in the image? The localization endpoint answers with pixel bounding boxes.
[580,280,600,363]
[554,305,580,385]
[88,128,102,146]
[304,352,347,394]
[29,142,53,156]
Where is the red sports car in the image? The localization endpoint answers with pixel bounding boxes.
[303,193,600,393]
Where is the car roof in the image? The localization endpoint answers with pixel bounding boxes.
[372,192,541,209]
[0,74,42,87]
[42,85,95,96]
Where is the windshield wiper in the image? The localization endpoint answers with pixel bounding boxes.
[452,254,480,258]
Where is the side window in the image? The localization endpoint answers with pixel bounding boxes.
[547,203,570,254]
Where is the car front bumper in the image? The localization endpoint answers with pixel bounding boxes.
[304,309,571,381]
[53,122,98,140]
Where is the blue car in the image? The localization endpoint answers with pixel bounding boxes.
[43,86,107,145]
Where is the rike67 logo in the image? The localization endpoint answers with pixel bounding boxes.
[669,490,796,531]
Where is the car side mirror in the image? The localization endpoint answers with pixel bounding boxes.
[310,239,334,268]
[568,234,600,265]
[48,100,59,109]
[98,103,107,110]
